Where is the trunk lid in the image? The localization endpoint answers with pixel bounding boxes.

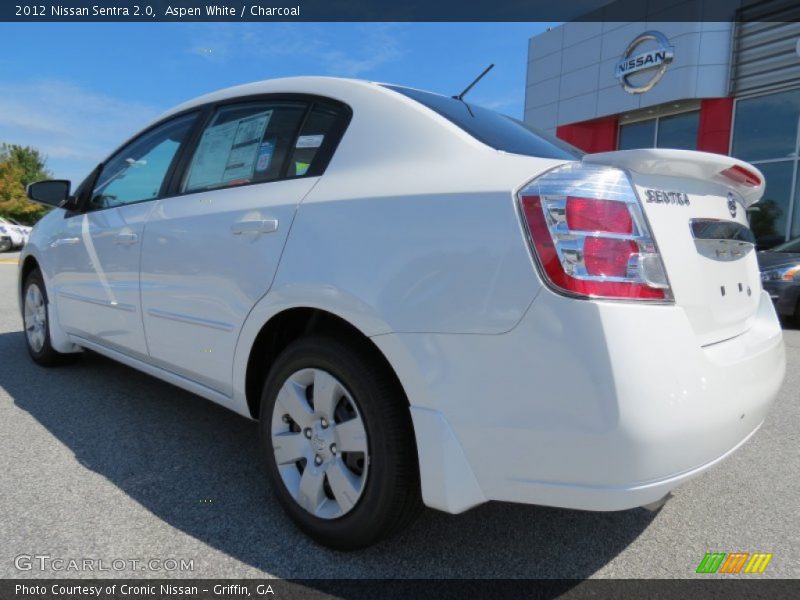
[584,149,765,346]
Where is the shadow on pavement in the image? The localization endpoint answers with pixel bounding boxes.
[0,329,655,579]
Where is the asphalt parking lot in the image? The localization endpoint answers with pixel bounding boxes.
[0,258,798,579]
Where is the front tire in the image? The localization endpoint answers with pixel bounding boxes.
[22,268,75,366]
[259,335,422,550]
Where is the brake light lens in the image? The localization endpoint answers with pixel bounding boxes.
[518,163,671,301]
[720,164,761,187]
[583,238,639,277]
[566,197,632,234]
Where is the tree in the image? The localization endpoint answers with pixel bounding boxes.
[2,144,50,186]
[0,144,52,225]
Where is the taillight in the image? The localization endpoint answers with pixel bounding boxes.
[517,163,672,301]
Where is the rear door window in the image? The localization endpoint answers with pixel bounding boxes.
[383,85,582,160]
[286,105,342,178]
[181,102,307,193]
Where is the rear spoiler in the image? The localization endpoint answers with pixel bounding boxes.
[583,149,765,208]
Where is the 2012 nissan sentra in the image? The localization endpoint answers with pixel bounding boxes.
[19,77,786,549]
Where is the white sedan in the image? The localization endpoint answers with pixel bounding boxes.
[20,77,785,549]
[0,217,29,249]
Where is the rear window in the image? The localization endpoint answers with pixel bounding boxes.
[383,85,582,160]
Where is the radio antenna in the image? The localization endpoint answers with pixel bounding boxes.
[453,64,495,101]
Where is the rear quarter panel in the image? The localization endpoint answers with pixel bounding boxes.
[230,152,554,416]
[273,185,539,336]
[263,88,568,335]
[229,80,568,415]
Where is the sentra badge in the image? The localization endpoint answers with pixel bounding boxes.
[644,189,690,206]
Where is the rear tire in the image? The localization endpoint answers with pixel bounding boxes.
[259,335,422,550]
[22,268,77,366]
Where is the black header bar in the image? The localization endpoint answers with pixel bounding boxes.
[0,0,790,23]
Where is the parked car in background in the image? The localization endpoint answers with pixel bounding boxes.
[8,217,32,245]
[10,218,32,245]
[759,237,800,324]
[0,217,28,250]
[18,77,786,550]
[0,217,30,250]
[0,231,12,253]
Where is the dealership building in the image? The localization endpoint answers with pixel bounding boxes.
[524,12,800,248]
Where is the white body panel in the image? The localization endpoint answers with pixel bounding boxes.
[47,204,152,355]
[139,178,317,394]
[18,77,786,515]
[373,287,784,512]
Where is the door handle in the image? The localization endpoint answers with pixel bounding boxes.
[50,237,80,248]
[230,219,279,236]
[114,232,139,245]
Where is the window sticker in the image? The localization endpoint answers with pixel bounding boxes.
[295,161,310,176]
[185,110,272,191]
[296,134,324,149]
[255,138,276,172]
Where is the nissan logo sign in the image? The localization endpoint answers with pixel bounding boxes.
[615,31,674,94]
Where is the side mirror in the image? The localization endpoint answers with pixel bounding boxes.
[26,180,78,209]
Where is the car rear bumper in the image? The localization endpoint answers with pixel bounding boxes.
[376,289,785,513]
[496,420,764,511]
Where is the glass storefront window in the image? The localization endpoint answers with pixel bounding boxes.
[656,111,700,150]
[748,161,794,249]
[793,168,800,240]
[618,111,699,151]
[618,119,656,150]
[733,87,800,245]
[731,88,800,162]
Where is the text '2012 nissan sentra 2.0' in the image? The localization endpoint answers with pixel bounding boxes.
[20,77,786,549]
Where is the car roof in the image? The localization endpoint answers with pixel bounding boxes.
[119,77,500,171]
[158,76,393,120]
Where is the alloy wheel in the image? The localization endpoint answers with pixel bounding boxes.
[270,368,369,519]
[24,283,47,353]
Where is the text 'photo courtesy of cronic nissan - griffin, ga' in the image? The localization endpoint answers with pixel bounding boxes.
[19,76,786,550]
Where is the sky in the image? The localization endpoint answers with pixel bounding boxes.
[0,22,556,183]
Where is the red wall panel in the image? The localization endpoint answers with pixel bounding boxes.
[557,97,734,155]
[697,97,734,155]
[556,116,618,153]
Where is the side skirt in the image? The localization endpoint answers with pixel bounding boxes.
[68,335,254,419]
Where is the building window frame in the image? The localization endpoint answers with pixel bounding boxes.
[617,108,700,152]
[730,85,800,243]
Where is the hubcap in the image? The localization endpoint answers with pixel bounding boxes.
[24,283,47,353]
[271,368,369,519]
